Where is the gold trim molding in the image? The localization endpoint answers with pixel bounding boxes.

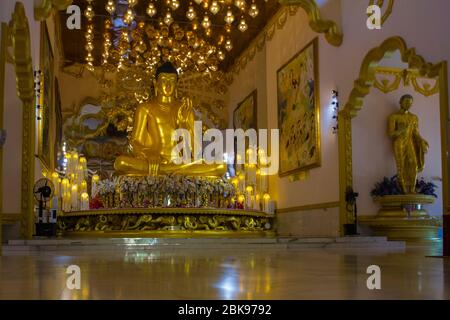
[279,0,343,46]
[339,36,449,233]
[1,213,22,225]
[34,0,73,21]
[59,208,274,233]
[276,201,340,214]
[228,1,343,81]
[373,67,439,97]
[7,2,36,239]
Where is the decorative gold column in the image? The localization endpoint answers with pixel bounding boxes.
[7,3,36,239]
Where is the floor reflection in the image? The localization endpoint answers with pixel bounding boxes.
[0,244,448,299]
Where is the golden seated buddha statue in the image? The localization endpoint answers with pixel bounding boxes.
[114,62,226,177]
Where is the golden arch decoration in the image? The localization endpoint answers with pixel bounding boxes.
[34,0,73,21]
[7,2,36,239]
[279,0,343,46]
[230,0,343,80]
[338,36,449,231]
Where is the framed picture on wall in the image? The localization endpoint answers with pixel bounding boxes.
[233,90,257,131]
[38,22,54,171]
[277,37,320,177]
[233,90,257,171]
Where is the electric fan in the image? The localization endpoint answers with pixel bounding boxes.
[33,178,54,219]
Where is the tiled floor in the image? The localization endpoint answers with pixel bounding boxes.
[0,240,448,299]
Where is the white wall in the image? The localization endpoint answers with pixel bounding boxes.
[353,86,442,216]
[1,0,40,234]
[226,0,450,236]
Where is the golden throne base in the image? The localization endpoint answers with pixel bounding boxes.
[58,208,275,238]
[360,195,441,242]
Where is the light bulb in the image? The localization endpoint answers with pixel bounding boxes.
[124,8,135,24]
[202,15,211,29]
[84,5,94,20]
[217,50,225,61]
[164,12,174,26]
[235,0,246,10]
[170,0,180,11]
[186,6,196,21]
[146,3,157,17]
[225,38,233,51]
[128,0,138,7]
[249,3,259,18]
[194,0,202,4]
[210,1,220,15]
[238,18,248,32]
[105,0,115,14]
[224,10,234,24]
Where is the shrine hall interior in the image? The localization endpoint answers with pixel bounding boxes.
[0,0,450,300]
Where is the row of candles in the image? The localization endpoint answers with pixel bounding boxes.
[49,148,273,213]
[232,149,273,213]
[49,150,99,212]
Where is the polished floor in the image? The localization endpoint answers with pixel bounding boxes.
[0,240,449,299]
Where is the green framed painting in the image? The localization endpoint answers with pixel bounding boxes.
[277,37,320,177]
[233,90,257,131]
[38,22,54,171]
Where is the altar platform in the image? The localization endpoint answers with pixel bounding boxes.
[58,207,274,237]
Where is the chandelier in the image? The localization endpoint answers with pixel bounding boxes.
[83,0,268,76]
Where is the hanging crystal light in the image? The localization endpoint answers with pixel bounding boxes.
[170,0,180,11]
[217,50,225,61]
[235,0,246,11]
[105,0,115,14]
[202,15,211,29]
[224,9,235,24]
[128,0,138,7]
[164,11,174,26]
[210,1,220,15]
[186,5,196,21]
[238,18,248,32]
[147,2,157,17]
[84,3,94,20]
[224,38,233,51]
[248,1,259,18]
[124,8,135,24]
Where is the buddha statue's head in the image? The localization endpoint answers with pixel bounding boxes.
[154,61,178,100]
[399,94,413,111]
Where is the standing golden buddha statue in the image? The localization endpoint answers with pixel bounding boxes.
[114,62,226,176]
[388,94,429,194]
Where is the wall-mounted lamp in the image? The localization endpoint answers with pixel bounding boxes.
[34,69,42,121]
[331,89,339,134]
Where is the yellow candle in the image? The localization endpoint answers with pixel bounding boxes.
[51,172,60,197]
[80,179,87,193]
[91,174,100,197]
[246,186,253,209]
[71,184,78,211]
[62,192,71,212]
[61,178,70,195]
[263,193,270,213]
[80,192,89,211]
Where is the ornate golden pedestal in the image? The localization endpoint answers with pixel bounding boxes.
[359,195,441,242]
[58,208,275,238]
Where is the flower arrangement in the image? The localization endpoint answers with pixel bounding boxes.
[96,175,238,209]
[371,175,438,198]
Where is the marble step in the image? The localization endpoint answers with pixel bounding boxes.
[3,236,405,251]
